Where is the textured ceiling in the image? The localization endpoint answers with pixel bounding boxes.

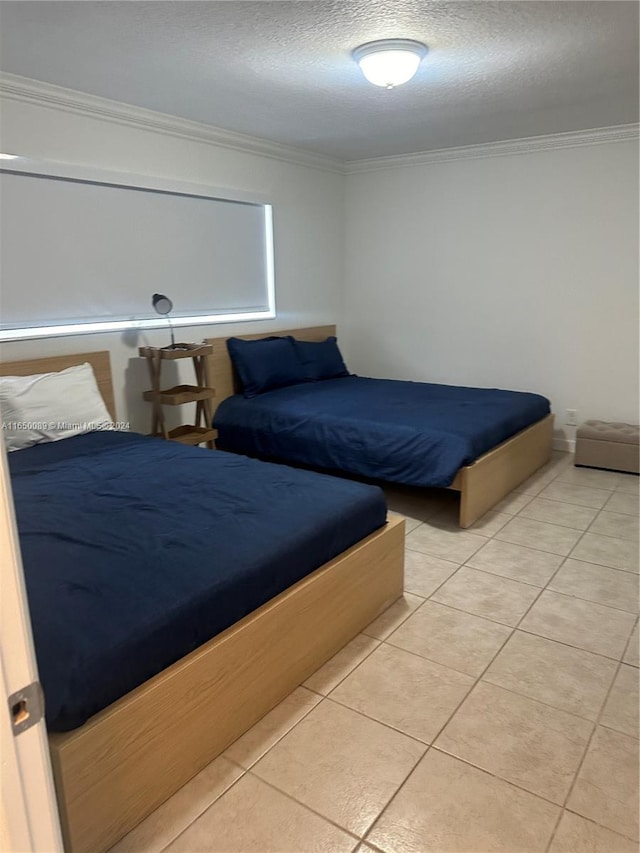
[0,1,637,161]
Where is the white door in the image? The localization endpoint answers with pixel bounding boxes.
[0,438,63,852]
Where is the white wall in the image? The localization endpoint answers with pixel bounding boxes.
[343,140,639,447]
[0,95,345,432]
[2,89,638,449]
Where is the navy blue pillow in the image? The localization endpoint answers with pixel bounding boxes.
[293,336,350,381]
[226,336,308,398]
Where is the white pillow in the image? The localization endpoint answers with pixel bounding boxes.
[0,362,114,452]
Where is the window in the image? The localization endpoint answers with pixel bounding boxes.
[0,159,275,341]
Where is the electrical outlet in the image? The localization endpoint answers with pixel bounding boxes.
[565,409,578,426]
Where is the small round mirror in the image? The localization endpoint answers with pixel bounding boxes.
[152,293,173,315]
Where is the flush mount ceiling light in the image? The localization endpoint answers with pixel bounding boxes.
[353,38,427,89]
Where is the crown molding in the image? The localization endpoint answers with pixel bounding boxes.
[2,73,637,175]
[345,123,640,174]
[0,72,343,174]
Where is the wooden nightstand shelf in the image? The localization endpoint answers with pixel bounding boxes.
[139,344,216,448]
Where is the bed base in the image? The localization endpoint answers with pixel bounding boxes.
[205,328,554,528]
[48,515,405,853]
[449,413,554,527]
[1,348,405,851]
[0,350,116,421]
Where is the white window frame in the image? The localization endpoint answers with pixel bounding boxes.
[0,157,276,342]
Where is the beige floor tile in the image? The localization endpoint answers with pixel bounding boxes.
[550,450,574,465]
[436,682,592,804]
[570,533,639,573]
[549,811,638,853]
[495,516,582,556]
[600,664,639,738]
[405,524,485,563]
[520,591,636,659]
[492,491,535,515]
[548,559,639,614]
[367,749,559,853]
[567,726,639,840]
[590,511,640,542]
[303,634,380,696]
[513,469,558,496]
[557,467,622,490]
[483,632,617,720]
[538,481,612,509]
[252,699,425,836]
[466,539,562,587]
[615,475,640,495]
[432,567,540,627]
[604,490,640,516]
[404,518,422,534]
[402,549,459,598]
[362,593,423,640]
[387,510,421,534]
[430,506,510,537]
[225,687,321,768]
[386,600,511,677]
[519,497,598,530]
[468,510,512,537]
[330,643,473,743]
[624,623,639,667]
[109,756,243,853]
[163,772,356,853]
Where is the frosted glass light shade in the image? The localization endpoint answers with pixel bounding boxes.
[353,39,427,88]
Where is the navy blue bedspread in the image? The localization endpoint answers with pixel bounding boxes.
[9,431,386,732]
[214,377,550,488]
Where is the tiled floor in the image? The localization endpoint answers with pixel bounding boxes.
[112,452,639,853]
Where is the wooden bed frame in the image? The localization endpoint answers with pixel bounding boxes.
[1,350,405,853]
[206,326,554,528]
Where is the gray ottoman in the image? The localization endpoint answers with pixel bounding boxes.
[575,420,639,474]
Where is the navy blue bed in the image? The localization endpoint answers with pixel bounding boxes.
[9,431,386,732]
[213,376,551,488]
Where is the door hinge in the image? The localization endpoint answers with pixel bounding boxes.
[8,681,44,735]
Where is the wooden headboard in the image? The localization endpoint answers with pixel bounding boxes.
[0,351,117,422]
[205,325,336,411]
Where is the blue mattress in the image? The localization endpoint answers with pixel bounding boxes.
[9,431,386,732]
[213,377,550,488]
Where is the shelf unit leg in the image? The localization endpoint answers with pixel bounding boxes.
[193,354,215,449]
[146,352,169,439]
